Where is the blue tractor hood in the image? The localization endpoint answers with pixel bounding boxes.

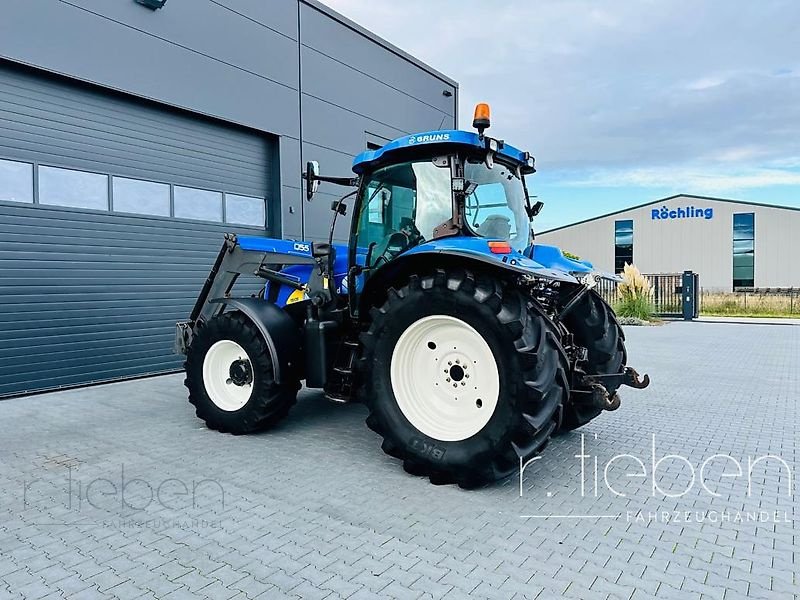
[352,130,535,175]
[530,244,622,283]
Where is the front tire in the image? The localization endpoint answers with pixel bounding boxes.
[559,290,627,431]
[184,312,299,434]
[359,269,569,488]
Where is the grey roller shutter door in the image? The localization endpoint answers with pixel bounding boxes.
[0,62,276,397]
[0,62,271,196]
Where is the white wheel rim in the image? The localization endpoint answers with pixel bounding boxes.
[390,315,500,442]
[202,340,253,411]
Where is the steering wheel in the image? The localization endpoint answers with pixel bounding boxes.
[369,231,408,267]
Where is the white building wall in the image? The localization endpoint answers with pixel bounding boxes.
[752,207,800,289]
[536,217,617,276]
[536,195,800,292]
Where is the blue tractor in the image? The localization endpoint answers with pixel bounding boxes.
[176,104,649,488]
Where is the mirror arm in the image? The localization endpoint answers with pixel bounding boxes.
[303,158,358,201]
[520,174,542,220]
[314,175,359,187]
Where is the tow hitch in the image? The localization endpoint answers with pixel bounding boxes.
[579,367,650,411]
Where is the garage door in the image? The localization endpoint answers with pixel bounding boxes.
[0,62,277,397]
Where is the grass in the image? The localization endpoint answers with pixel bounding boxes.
[700,292,799,318]
[614,295,656,321]
[599,268,800,319]
[613,264,657,322]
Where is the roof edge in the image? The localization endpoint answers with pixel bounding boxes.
[537,193,800,235]
[352,129,531,173]
[301,0,458,88]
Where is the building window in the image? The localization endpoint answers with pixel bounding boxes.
[12,162,264,227]
[614,219,633,272]
[733,213,755,288]
[225,193,265,227]
[173,186,222,222]
[38,166,109,210]
[0,159,34,203]
[113,177,170,216]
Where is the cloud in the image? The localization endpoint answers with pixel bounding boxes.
[707,146,766,162]
[685,76,727,91]
[324,0,800,176]
[559,165,800,194]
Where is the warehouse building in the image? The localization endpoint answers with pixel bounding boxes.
[536,194,800,292]
[0,0,457,397]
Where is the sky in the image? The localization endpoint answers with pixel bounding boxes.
[323,0,800,230]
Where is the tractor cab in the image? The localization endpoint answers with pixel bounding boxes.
[351,137,535,266]
[346,105,539,269]
[304,104,550,310]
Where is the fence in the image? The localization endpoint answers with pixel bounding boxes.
[699,288,800,316]
[595,272,696,318]
[597,280,799,318]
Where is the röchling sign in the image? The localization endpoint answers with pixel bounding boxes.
[652,206,714,220]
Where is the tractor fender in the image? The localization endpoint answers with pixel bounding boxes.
[358,249,579,316]
[208,298,301,384]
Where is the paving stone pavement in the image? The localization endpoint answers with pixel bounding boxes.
[0,320,797,599]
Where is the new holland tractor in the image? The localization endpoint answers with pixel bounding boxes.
[175,104,649,488]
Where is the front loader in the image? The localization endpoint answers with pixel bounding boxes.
[175,103,649,488]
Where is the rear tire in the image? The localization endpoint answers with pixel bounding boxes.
[184,312,299,434]
[559,290,626,432]
[358,268,569,488]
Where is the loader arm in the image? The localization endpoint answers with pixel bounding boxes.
[186,234,316,324]
[175,234,317,378]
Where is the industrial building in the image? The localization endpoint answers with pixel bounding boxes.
[536,194,800,292]
[0,0,457,396]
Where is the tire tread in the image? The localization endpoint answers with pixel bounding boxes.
[184,312,299,435]
[358,268,569,488]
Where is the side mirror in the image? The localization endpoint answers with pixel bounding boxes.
[527,200,544,219]
[304,161,320,201]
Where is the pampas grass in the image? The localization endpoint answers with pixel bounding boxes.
[614,264,655,321]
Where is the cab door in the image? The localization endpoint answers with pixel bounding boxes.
[346,159,453,310]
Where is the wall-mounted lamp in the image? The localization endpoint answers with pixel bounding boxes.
[135,0,167,9]
[442,90,453,97]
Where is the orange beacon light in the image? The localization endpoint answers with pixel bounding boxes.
[472,103,491,136]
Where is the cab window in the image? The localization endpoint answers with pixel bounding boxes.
[463,160,531,252]
[355,160,451,269]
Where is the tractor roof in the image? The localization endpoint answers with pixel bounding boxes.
[351,129,535,175]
